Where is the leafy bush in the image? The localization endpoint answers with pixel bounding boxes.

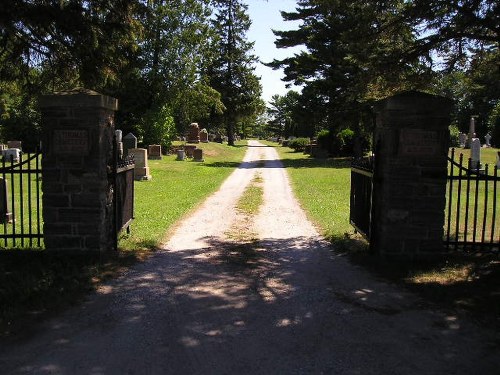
[335,128,355,155]
[288,137,310,152]
[140,104,176,149]
[449,123,461,147]
[316,129,331,151]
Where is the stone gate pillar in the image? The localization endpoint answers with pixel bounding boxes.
[371,91,452,258]
[39,89,117,252]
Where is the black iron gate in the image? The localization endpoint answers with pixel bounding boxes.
[350,157,374,239]
[112,140,135,250]
[0,149,43,249]
[445,149,499,252]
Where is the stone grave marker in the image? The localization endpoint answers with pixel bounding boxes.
[0,178,12,223]
[200,128,209,143]
[115,130,123,159]
[148,144,162,160]
[123,133,137,156]
[470,137,481,169]
[484,133,492,147]
[176,149,185,161]
[184,145,196,158]
[2,148,21,163]
[496,152,500,168]
[128,148,152,181]
[7,140,22,150]
[188,122,200,143]
[193,148,204,162]
[459,133,467,147]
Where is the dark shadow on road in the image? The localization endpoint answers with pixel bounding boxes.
[204,157,351,170]
[2,237,498,374]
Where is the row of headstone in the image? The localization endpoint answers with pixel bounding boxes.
[458,132,493,148]
[176,145,204,162]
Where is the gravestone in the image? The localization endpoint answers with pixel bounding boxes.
[496,152,500,168]
[2,148,21,163]
[184,145,196,158]
[484,133,492,147]
[470,137,481,169]
[123,133,137,156]
[128,148,151,181]
[39,89,118,253]
[7,140,22,150]
[466,117,476,148]
[188,122,200,143]
[148,144,162,160]
[176,149,185,161]
[0,178,12,223]
[214,134,223,143]
[200,128,209,143]
[115,130,123,159]
[371,91,452,258]
[0,144,7,151]
[459,133,467,148]
[193,148,204,162]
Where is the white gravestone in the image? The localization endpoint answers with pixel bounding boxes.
[470,138,481,169]
[2,148,21,163]
[459,133,467,147]
[128,148,152,181]
[484,133,492,147]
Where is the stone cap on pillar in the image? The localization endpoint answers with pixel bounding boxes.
[39,88,118,111]
[375,90,453,114]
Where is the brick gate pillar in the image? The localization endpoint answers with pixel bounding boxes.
[371,91,453,258]
[39,89,117,252]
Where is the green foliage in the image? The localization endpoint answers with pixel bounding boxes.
[208,0,264,145]
[288,137,310,152]
[140,105,176,149]
[449,124,461,147]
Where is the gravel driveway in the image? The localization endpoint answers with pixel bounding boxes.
[1,140,499,374]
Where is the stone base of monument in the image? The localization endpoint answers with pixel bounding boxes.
[134,167,152,181]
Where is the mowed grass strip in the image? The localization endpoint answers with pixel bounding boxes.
[267,141,499,326]
[119,141,248,251]
[235,173,264,215]
[0,141,248,337]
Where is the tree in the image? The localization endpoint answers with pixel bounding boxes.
[208,0,264,146]
[267,0,424,136]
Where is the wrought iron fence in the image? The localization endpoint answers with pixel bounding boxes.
[445,148,499,252]
[0,150,43,249]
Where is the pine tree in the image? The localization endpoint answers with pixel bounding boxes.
[208,0,263,146]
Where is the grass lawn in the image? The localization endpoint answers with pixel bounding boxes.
[267,141,499,328]
[0,141,248,337]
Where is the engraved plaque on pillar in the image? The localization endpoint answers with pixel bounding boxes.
[53,129,89,155]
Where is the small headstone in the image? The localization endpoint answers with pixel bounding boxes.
[148,144,162,160]
[200,128,209,143]
[115,130,123,159]
[214,134,222,143]
[484,133,492,147]
[459,133,467,148]
[7,140,22,150]
[193,148,204,162]
[470,138,481,169]
[0,178,12,223]
[176,149,185,161]
[2,148,21,163]
[187,123,200,143]
[128,148,152,181]
[123,133,138,156]
[184,145,196,158]
[208,134,215,142]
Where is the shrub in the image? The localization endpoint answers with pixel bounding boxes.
[288,137,310,152]
[336,128,355,155]
[140,104,176,149]
[449,123,460,147]
[316,129,331,151]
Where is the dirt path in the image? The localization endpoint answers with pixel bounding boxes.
[1,141,499,374]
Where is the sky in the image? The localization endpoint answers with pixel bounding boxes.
[245,0,304,105]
